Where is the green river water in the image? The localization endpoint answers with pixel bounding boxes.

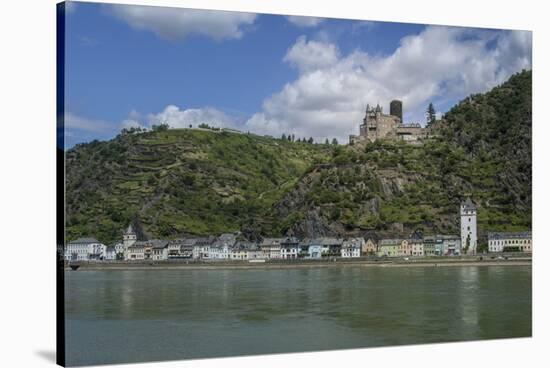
[64,265,531,366]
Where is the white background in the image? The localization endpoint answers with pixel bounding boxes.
[0,0,548,367]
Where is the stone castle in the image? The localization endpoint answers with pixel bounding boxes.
[349,100,430,144]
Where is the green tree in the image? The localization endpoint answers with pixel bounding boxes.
[332,138,338,145]
[464,233,471,254]
[477,241,488,254]
[426,103,436,126]
[152,123,169,131]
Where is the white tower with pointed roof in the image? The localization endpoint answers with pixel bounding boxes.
[123,223,137,249]
[460,198,477,255]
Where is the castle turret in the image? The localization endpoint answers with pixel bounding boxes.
[375,104,382,120]
[390,100,403,123]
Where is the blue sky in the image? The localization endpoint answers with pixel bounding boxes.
[62,1,532,148]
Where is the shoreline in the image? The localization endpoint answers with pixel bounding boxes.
[65,258,532,271]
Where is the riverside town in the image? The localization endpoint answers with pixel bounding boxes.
[62,199,531,264]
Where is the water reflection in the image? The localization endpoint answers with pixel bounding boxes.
[456,266,480,333]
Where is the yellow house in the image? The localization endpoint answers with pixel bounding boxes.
[377,239,400,257]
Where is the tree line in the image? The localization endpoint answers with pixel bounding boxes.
[281,133,338,145]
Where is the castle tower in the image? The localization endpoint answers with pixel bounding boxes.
[390,100,403,123]
[460,198,477,255]
[123,223,137,249]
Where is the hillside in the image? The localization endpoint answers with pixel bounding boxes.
[65,70,532,244]
[65,129,331,243]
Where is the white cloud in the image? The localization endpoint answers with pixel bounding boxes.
[283,36,340,73]
[286,15,324,28]
[149,105,235,128]
[107,4,257,41]
[122,105,237,130]
[245,27,532,143]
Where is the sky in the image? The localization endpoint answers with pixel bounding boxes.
[61,1,532,148]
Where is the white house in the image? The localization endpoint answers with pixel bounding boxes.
[210,241,228,260]
[210,233,238,260]
[114,242,125,259]
[209,244,230,259]
[280,237,300,259]
[260,238,284,259]
[179,238,196,259]
[411,242,424,256]
[192,237,214,260]
[151,240,169,261]
[460,198,478,254]
[64,238,106,261]
[410,231,424,256]
[488,232,532,253]
[167,239,184,259]
[341,238,362,258]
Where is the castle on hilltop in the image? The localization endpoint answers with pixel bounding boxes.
[349,100,430,144]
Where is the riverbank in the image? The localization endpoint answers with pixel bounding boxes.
[65,257,531,271]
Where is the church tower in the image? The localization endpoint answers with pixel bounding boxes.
[460,198,477,255]
[123,223,137,249]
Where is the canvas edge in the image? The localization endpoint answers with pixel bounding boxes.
[56,2,66,367]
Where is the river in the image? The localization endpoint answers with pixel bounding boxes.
[64,265,531,366]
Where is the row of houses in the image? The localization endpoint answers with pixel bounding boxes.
[63,226,532,262]
[488,232,532,253]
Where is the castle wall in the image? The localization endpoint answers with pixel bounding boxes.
[362,114,400,142]
[396,126,425,141]
[375,115,400,140]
